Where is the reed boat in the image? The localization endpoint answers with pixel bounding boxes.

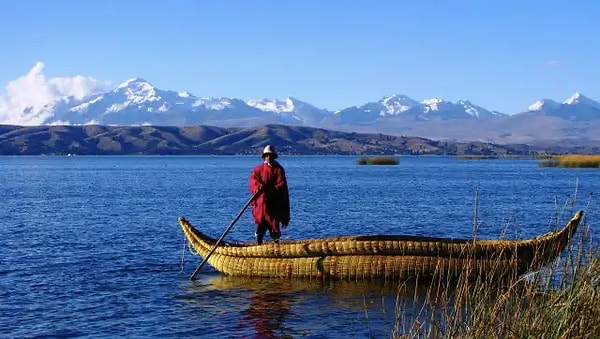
[179,211,583,281]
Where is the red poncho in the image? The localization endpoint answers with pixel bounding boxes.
[249,161,290,231]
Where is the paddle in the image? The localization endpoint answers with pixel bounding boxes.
[189,187,263,281]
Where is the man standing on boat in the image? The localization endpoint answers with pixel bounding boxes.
[249,145,290,245]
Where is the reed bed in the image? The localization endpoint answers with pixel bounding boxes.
[389,205,598,338]
[356,156,399,165]
[539,154,600,168]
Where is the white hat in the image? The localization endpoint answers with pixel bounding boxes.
[261,145,278,159]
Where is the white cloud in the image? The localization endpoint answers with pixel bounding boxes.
[0,62,108,125]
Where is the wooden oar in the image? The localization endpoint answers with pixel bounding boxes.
[189,188,262,281]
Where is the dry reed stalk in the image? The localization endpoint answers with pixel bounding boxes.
[389,185,598,338]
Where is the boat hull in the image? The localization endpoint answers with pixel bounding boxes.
[179,211,583,281]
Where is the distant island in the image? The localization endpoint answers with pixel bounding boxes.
[1,124,599,156]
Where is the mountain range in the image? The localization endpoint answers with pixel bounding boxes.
[5,78,600,144]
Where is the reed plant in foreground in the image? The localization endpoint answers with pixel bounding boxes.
[356,156,399,165]
[389,205,598,338]
[539,154,600,168]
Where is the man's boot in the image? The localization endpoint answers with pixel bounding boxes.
[271,232,281,244]
[255,232,264,245]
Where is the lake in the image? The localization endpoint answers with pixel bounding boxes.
[1,155,598,338]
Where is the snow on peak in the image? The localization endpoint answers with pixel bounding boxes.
[564,92,583,105]
[457,100,481,117]
[246,97,296,113]
[563,92,600,109]
[117,77,151,89]
[178,91,192,98]
[380,94,417,105]
[378,95,418,114]
[527,99,552,112]
[192,97,234,110]
[422,98,444,112]
[114,77,160,104]
[70,94,105,112]
[528,100,545,111]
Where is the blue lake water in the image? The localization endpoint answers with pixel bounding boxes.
[1,155,598,338]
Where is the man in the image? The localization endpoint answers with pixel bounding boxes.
[249,145,290,245]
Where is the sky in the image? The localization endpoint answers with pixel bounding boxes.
[0,0,599,118]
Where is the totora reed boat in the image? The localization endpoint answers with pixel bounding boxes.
[179,211,583,281]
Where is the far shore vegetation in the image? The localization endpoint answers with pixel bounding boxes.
[538,154,600,168]
[356,156,399,165]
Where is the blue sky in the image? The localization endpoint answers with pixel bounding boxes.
[1,0,598,114]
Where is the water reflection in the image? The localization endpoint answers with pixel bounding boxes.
[242,289,292,338]
[196,275,444,338]
[181,273,550,338]
[208,277,298,338]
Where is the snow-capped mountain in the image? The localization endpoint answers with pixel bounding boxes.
[379,95,420,115]
[246,97,330,125]
[521,92,600,121]
[57,78,198,125]
[2,75,599,144]
[47,78,324,126]
[57,78,257,125]
[525,92,600,112]
[420,98,504,119]
[326,95,505,125]
[564,92,600,108]
[526,99,561,112]
[29,79,516,127]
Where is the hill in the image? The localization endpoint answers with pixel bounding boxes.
[0,124,562,156]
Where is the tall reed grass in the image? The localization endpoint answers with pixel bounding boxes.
[539,154,600,168]
[390,196,598,338]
